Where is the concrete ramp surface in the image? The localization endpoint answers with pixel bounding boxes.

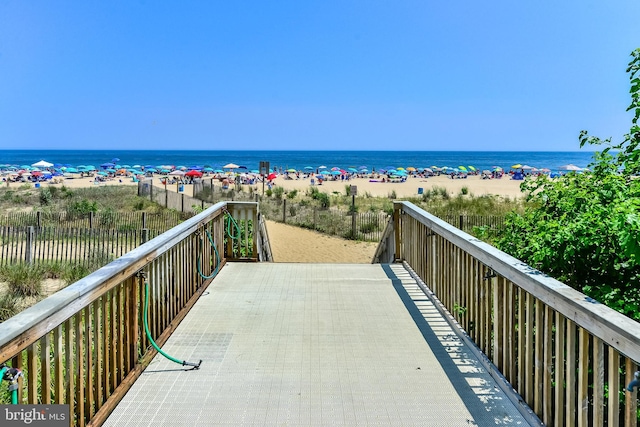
[105,263,530,426]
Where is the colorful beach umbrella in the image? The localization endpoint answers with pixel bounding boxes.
[458,166,468,172]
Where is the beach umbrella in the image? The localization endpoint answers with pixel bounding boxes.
[558,164,582,171]
[250,169,259,174]
[468,166,476,171]
[358,165,368,170]
[100,162,115,169]
[223,163,239,169]
[304,166,313,170]
[185,170,203,177]
[331,170,341,175]
[65,167,79,173]
[359,168,369,173]
[320,170,331,175]
[458,166,468,172]
[286,168,297,172]
[511,164,523,169]
[267,173,277,180]
[521,165,534,170]
[31,160,53,168]
[169,170,185,176]
[203,167,214,172]
[331,167,340,171]
[146,167,157,172]
[318,165,327,169]
[111,158,120,163]
[406,167,416,172]
[348,167,358,172]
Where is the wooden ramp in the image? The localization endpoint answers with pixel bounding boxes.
[104,263,532,426]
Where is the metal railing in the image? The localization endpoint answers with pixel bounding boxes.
[377,201,640,426]
[0,202,266,426]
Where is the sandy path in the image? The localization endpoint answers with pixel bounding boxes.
[266,220,378,263]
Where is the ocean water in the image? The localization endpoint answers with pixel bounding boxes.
[1,150,598,173]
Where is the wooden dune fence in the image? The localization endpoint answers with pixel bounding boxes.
[0,226,155,267]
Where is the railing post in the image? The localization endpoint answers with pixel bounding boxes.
[89,211,94,229]
[459,215,463,230]
[141,228,149,245]
[181,193,185,212]
[25,226,34,264]
[393,202,401,262]
[36,211,41,228]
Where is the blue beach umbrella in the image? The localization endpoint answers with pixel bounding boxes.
[348,167,358,172]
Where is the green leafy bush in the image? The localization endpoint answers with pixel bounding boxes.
[495,49,640,320]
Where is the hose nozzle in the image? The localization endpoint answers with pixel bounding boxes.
[182,359,202,370]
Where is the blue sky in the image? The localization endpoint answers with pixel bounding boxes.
[1,1,639,151]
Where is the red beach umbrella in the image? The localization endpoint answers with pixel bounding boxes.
[267,173,277,180]
[185,170,203,177]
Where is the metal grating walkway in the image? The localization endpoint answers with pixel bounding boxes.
[104,263,531,426]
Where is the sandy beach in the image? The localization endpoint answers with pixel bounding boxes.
[3,173,523,264]
[4,172,525,199]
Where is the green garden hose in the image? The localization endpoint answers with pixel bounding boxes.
[143,282,201,369]
[196,229,221,279]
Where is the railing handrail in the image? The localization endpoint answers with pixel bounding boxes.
[0,201,229,360]
[396,201,640,363]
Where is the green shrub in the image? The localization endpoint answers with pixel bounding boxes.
[287,189,298,199]
[272,187,285,200]
[316,192,330,209]
[460,186,469,195]
[0,293,20,322]
[39,188,52,206]
[0,264,44,297]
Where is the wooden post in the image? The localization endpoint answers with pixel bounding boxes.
[393,202,401,262]
[89,211,94,229]
[459,215,463,230]
[282,199,287,223]
[142,212,147,229]
[36,211,41,228]
[181,193,185,212]
[351,194,356,238]
[165,180,168,208]
[25,226,34,264]
[141,229,149,245]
